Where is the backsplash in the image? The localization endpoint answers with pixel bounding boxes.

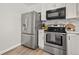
[45,19,79,32]
[45,19,66,25]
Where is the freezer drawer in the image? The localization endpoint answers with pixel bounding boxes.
[21,34,32,48]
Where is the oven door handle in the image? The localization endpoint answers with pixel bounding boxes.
[46,33,50,42]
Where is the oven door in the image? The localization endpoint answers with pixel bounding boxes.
[45,32,66,50]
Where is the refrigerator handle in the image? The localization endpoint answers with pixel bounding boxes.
[23,24,27,31]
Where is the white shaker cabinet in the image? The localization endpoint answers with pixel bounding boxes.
[67,33,79,55]
[38,29,45,49]
[77,4,79,17]
[56,3,66,8]
[66,3,79,19]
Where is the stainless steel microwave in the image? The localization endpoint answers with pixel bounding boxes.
[46,7,66,20]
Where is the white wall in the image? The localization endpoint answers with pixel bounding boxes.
[0,3,28,53]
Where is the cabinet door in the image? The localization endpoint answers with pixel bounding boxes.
[38,29,44,49]
[77,4,79,17]
[67,34,79,55]
[66,3,77,19]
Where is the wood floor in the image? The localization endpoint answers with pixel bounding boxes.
[3,46,51,55]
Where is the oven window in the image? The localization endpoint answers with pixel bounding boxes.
[46,33,62,46]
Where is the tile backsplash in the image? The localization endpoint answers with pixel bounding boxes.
[45,19,67,25]
[45,19,79,32]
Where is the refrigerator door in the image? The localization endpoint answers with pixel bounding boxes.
[21,12,33,34]
[32,12,41,34]
[31,12,41,49]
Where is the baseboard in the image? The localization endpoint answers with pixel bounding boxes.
[0,43,21,55]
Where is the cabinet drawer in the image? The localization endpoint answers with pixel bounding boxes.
[44,45,66,55]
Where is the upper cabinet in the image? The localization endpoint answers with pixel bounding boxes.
[66,3,79,19]
[77,4,79,17]
[56,3,66,8]
[46,3,66,10]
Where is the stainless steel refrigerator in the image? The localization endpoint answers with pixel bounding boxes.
[21,11,41,49]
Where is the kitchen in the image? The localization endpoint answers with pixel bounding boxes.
[0,3,79,55]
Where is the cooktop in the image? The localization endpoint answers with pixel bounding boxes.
[47,27,66,33]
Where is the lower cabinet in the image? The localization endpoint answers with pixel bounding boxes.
[38,29,45,49]
[67,34,79,55]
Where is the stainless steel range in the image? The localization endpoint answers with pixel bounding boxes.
[44,25,67,55]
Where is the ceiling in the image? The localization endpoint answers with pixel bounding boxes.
[24,3,42,6]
